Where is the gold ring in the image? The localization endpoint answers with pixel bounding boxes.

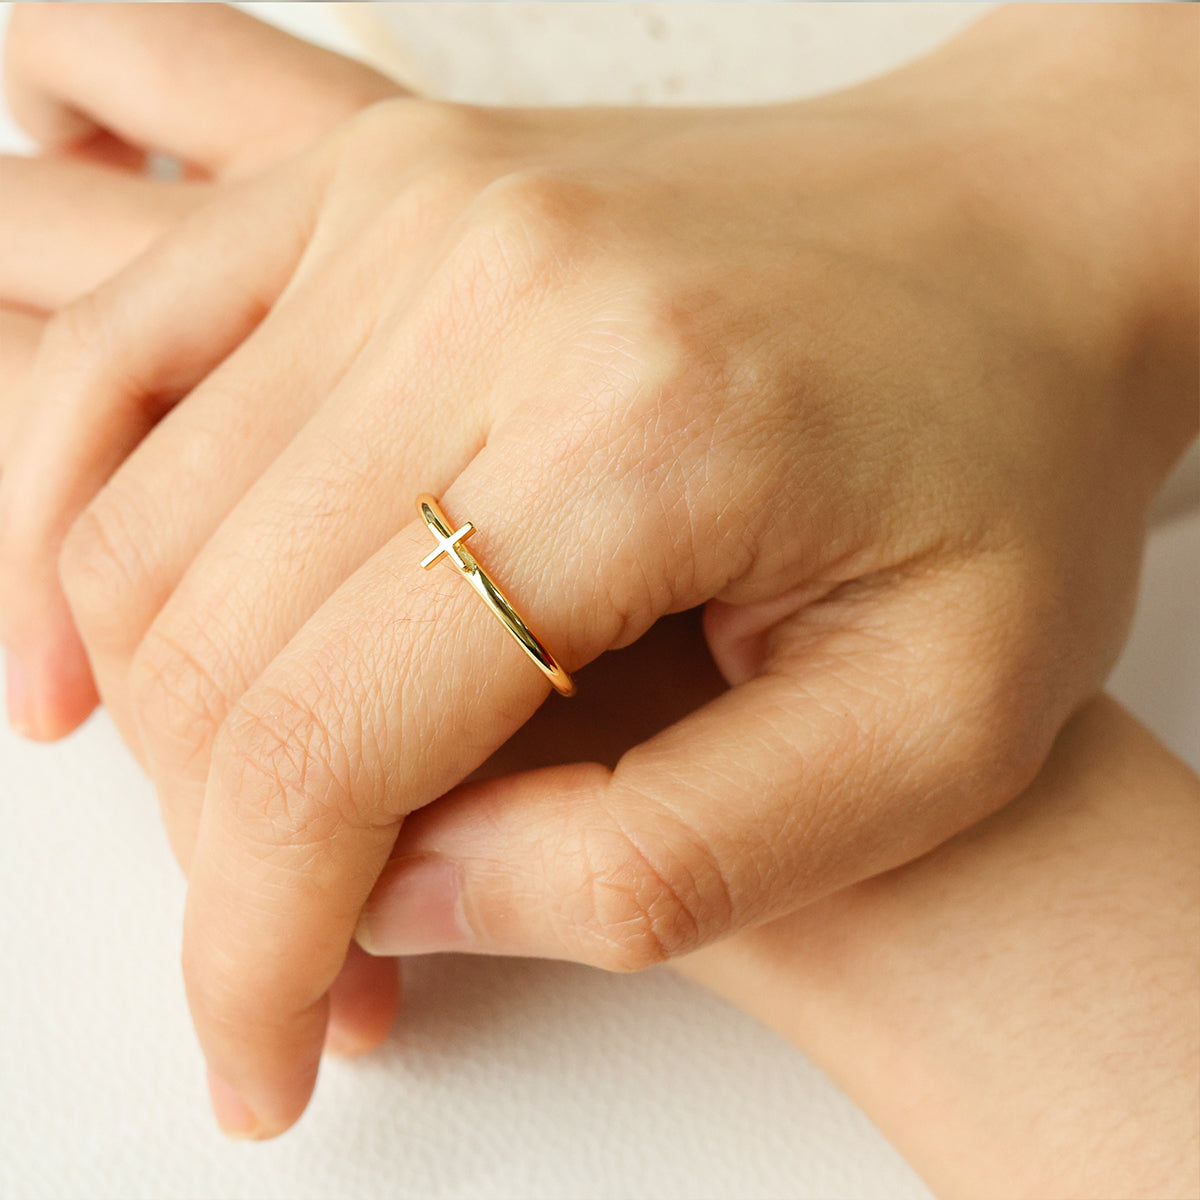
[416,494,576,697]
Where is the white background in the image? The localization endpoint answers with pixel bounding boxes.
[1,5,1195,1198]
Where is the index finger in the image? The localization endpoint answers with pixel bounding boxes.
[3,3,401,175]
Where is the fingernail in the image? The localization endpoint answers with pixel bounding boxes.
[206,1065,262,1140]
[356,855,471,956]
[4,650,34,738]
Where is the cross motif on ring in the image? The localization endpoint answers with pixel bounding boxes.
[420,521,477,572]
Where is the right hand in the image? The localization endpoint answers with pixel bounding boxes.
[0,0,407,1057]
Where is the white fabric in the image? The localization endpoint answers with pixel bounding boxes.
[1,5,1195,1198]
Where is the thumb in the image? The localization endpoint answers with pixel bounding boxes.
[356,579,1042,970]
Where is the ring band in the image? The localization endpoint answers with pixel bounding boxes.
[416,494,576,697]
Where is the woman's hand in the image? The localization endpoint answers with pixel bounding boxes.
[675,696,1200,1200]
[1,4,1195,1137]
[0,1,410,1060]
[416,627,1200,1198]
[0,2,402,737]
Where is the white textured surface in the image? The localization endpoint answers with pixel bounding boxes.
[331,2,991,105]
[0,718,929,1200]
[0,5,1195,1199]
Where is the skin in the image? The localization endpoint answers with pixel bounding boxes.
[0,2,1195,1141]
[680,691,1200,1200]
[466,615,1200,1198]
[0,0,407,1063]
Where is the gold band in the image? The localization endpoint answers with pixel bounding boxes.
[416,494,576,697]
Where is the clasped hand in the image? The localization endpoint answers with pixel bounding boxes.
[0,4,1192,1138]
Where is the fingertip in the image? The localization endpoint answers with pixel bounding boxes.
[204,1053,318,1143]
[206,1064,264,1141]
[4,650,32,737]
[324,943,402,1057]
[322,1023,385,1059]
[185,917,329,1142]
[5,635,99,741]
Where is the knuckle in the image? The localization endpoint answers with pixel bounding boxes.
[181,930,321,1048]
[212,683,355,850]
[454,167,600,304]
[128,624,230,775]
[554,799,728,973]
[959,668,1058,807]
[398,97,498,153]
[180,931,250,1034]
[475,165,587,227]
[180,923,285,1041]
[920,571,1068,816]
[58,496,148,646]
[932,701,1049,829]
